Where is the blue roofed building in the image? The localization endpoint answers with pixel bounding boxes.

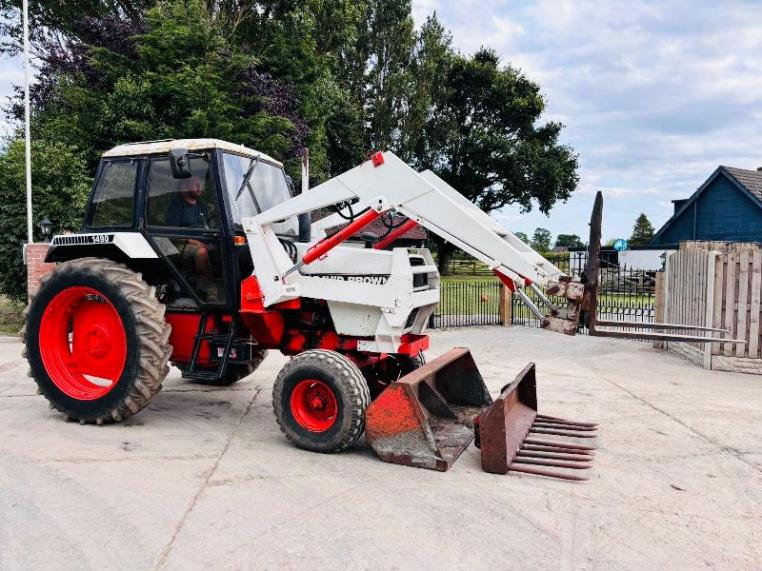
[651,166,762,245]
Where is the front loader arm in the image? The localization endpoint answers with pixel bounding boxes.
[255,151,563,289]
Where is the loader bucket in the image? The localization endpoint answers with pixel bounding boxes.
[475,363,598,481]
[365,348,492,471]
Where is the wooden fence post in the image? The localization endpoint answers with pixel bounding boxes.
[499,284,512,326]
[703,252,717,369]
[653,271,665,349]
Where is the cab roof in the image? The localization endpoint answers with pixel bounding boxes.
[101,138,283,166]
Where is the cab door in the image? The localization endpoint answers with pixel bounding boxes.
[143,153,229,308]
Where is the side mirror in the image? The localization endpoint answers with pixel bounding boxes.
[169,148,193,179]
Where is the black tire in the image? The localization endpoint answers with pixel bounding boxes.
[179,349,268,386]
[399,352,426,373]
[23,258,172,424]
[272,349,370,453]
[362,352,426,398]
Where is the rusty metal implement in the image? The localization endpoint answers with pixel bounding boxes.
[365,347,492,471]
[365,348,597,481]
[475,362,598,481]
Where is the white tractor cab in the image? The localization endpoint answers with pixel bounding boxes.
[26,139,594,479]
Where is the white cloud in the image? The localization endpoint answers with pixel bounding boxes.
[412,0,762,238]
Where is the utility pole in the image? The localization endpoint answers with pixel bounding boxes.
[23,0,33,244]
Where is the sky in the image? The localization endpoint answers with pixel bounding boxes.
[412,0,762,242]
[3,1,762,242]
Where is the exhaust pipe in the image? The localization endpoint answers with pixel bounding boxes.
[297,148,311,242]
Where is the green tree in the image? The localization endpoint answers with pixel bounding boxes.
[531,227,552,252]
[412,48,578,272]
[225,0,369,179]
[22,1,307,173]
[400,12,453,165]
[514,231,529,244]
[630,213,655,245]
[555,233,584,248]
[0,1,149,54]
[360,0,415,151]
[0,139,91,300]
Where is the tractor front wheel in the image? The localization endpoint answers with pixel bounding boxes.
[23,258,172,424]
[272,350,370,453]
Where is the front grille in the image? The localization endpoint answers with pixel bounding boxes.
[52,235,91,246]
[51,234,114,246]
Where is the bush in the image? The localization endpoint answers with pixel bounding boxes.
[0,138,91,300]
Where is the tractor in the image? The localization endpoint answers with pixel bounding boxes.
[23,139,597,479]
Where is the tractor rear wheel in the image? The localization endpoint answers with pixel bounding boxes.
[272,350,370,453]
[23,258,172,424]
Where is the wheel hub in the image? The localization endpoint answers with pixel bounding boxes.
[290,379,338,433]
[85,325,112,358]
[38,286,127,400]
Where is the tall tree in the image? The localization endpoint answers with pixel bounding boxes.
[12,1,308,172]
[555,233,584,248]
[0,0,149,55]
[531,228,552,252]
[358,0,415,150]
[400,12,453,165]
[630,213,655,245]
[514,231,529,244]
[414,48,578,272]
[222,0,369,179]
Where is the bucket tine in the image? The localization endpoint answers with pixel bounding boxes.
[521,444,595,456]
[506,464,590,482]
[532,421,598,431]
[516,450,592,462]
[512,457,592,470]
[529,427,598,439]
[537,414,598,428]
[477,363,598,481]
[523,438,596,452]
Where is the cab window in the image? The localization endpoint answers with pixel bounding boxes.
[87,160,138,228]
[222,152,297,235]
[146,155,219,230]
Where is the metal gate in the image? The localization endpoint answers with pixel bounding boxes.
[429,281,503,328]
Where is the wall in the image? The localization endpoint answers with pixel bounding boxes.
[25,243,54,298]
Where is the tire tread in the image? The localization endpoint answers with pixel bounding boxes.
[23,257,172,424]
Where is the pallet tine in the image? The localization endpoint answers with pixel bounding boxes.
[507,464,589,482]
[477,363,599,480]
[523,438,597,451]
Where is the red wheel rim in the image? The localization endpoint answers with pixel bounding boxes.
[290,379,338,432]
[38,286,127,400]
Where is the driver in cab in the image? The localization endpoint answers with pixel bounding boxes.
[165,176,215,295]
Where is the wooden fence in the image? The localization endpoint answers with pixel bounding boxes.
[657,241,762,372]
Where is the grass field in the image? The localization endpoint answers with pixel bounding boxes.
[440,274,498,284]
[0,297,24,335]
[436,278,654,318]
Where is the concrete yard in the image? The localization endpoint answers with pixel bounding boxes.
[1,327,761,570]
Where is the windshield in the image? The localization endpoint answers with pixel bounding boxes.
[222,152,297,236]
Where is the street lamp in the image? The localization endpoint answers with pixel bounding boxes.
[39,217,53,242]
